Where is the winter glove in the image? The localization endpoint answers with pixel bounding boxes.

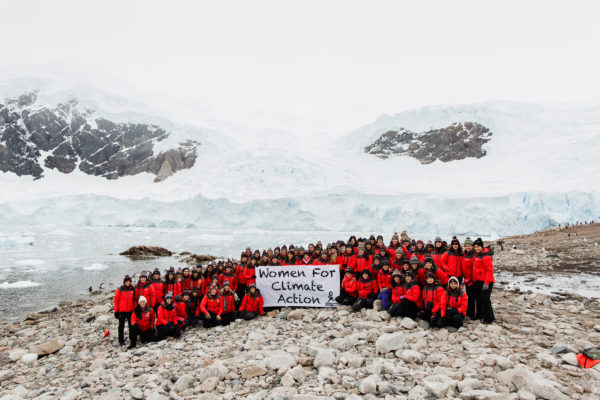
[114,312,120,319]
[482,283,489,291]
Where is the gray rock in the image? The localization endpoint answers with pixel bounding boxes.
[172,374,194,392]
[400,317,418,330]
[313,348,336,368]
[459,389,505,400]
[375,332,405,353]
[130,387,144,400]
[0,369,15,383]
[20,353,38,364]
[358,374,378,394]
[560,352,579,367]
[265,352,296,372]
[550,345,574,354]
[241,365,268,379]
[199,376,219,392]
[400,349,423,364]
[31,338,64,356]
[8,349,27,362]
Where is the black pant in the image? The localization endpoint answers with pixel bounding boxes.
[465,283,476,319]
[335,290,356,306]
[117,312,133,345]
[236,284,247,303]
[240,311,258,320]
[221,312,236,325]
[130,325,156,347]
[352,296,375,312]
[388,299,419,319]
[474,281,495,323]
[417,308,436,322]
[438,312,464,329]
[203,312,221,328]
[156,323,181,340]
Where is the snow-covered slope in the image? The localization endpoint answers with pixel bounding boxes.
[1,80,599,235]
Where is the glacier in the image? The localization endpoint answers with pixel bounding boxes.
[0,191,598,237]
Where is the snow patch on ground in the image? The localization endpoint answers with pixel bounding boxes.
[83,263,109,271]
[0,280,41,289]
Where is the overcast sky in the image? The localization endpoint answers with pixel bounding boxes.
[1,0,599,133]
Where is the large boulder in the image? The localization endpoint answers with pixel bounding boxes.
[375,332,405,353]
[31,338,64,356]
[496,366,568,400]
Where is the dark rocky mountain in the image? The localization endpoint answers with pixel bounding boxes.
[364,122,492,164]
[0,91,198,182]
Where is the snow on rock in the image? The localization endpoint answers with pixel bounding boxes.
[0,280,41,289]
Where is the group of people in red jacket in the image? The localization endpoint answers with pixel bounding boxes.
[114,232,495,348]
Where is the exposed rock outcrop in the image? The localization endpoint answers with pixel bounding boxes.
[119,246,174,257]
[365,122,492,163]
[0,91,199,181]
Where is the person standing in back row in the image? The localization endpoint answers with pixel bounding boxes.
[114,275,136,346]
[472,238,495,323]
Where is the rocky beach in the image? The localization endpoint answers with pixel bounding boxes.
[1,226,600,400]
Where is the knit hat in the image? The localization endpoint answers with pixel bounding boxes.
[152,268,161,276]
[164,291,173,299]
[191,287,199,293]
[392,269,402,277]
[404,270,414,278]
[425,272,435,280]
[223,280,230,287]
[464,237,473,246]
[410,255,419,264]
[358,245,365,252]
[123,275,132,283]
[392,232,399,240]
[248,283,256,289]
[345,267,354,274]
[424,256,434,265]
[182,290,190,297]
[451,236,460,246]
[168,266,175,274]
[396,248,403,254]
[426,241,434,248]
[448,276,460,286]
[138,295,147,304]
[176,268,182,275]
[416,240,424,245]
[473,238,484,247]
[211,274,218,280]
[434,236,442,243]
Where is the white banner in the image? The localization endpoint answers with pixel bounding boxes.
[256,264,340,307]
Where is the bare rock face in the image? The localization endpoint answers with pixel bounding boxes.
[364,122,492,164]
[0,91,199,181]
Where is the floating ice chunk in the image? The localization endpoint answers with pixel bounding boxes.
[14,259,45,266]
[83,263,109,271]
[0,281,42,289]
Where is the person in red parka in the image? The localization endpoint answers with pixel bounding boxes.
[299,252,313,266]
[200,286,222,328]
[163,267,182,299]
[219,265,237,293]
[387,271,421,319]
[352,270,378,312]
[187,287,202,327]
[335,267,358,305]
[414,240,427,262]
[349,245,373,277]
[389,270,404,305]
[437,276,468,328]
[174,293,189,330]
[461,237,476,318]
[387,232,401,259]
[391,249,407,272]
[156,292,181,340]
[134,271,154,307]
[189,267,206,296]
[239,283,264,320]
[472,238,495,323]
[442,237,463,280]
[180,267,191,291]
[148,268,164,310]
[129,296,156,348]
[114,274,136,346]
[417,272,445,327]
[376,262,393,310]
[431,236,448,271]
[220,281,237,325]
[338,246,354,280]
[419,257,449,286]
[242,257,258,287]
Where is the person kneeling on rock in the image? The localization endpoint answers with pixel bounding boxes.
[156,292,181,340]
[238,283,264,320]
[335,267,358,305]
[437,276,468,329]
[129,296,156,348]
[200,286,223,328]
[352,270,378,312]
[387,270,421,319]
[418,272,444,327]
